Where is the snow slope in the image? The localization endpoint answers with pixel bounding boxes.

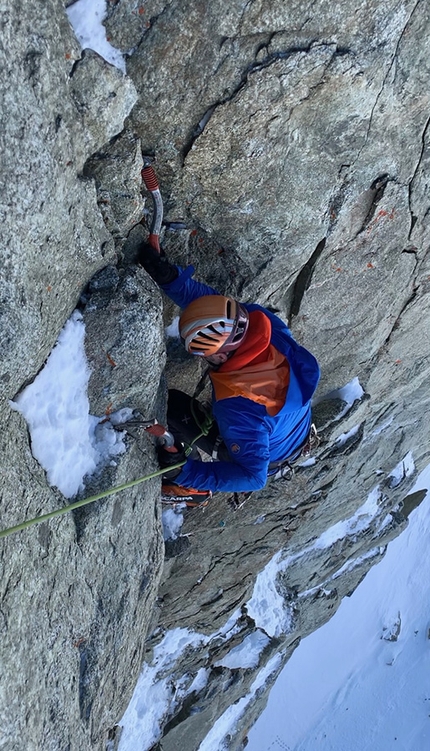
[246,466,430,751]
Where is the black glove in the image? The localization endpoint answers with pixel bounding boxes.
[157,442,186,480]
[137,242,179,286]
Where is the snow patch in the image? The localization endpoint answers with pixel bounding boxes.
[297,456,316,467]
[66,0,126,73]
[370,415,394,436]
[198,653,283,751]
[332,376,364,406]
[315,485,381,549]
[247,483,387,637]
[119,628,208,751]
[334,422,362,447]
[162,507,185,541]
[216,608,243,639]
[10,312,127,498]
[314,376,364,420]
[387,450,415,488]
[165,315,180,339]
[214,631,270,670]
[299,547,383,599]
[247,551,293,637]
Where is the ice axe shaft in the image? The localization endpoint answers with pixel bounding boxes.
[141,159,163,252]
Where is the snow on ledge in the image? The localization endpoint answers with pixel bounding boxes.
[165,315,180,339]
[66,0,126,73]
[387,451,415,488]
[118,614,242,751]
[313,376,365,420]
[246,482,389,637]
[10,311,128,498]
[334,422,362,447]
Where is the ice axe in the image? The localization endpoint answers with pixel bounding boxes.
[141,157,163,252]
[112,415,179,455]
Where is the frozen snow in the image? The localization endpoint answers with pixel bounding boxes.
[314,484,382,548]
[198,653,283,751]
[246,463,430,751]
[334,422,362,447]
[66,0,126,73]
[165,315,180,339]
[161,506,185,541]
[314,376,364,420]
[329,375,364,406]
[119,607,245,751]
[10,312,127,498]
[119,628,209,751]
[214,630,270,670]
[247,551,293,637]
[246,481,386,637]
[388,450,415,487]
[370,415,394,436]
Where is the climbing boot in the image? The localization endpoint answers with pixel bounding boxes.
[161,482,212,508]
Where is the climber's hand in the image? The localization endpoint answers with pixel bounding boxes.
[157,442,186,480]
[137,242,178,285]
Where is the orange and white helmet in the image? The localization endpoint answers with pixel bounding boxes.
[179,295,249,356]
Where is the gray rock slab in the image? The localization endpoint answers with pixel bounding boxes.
[0,407,164,751]
[0,2,136,409]
[84,132,145,243]
[82,264,166,418]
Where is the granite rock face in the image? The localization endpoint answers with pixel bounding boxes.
[0,3,161,750]
[0,3,139,407]
[81,263,165,418]
[1,1,430,750]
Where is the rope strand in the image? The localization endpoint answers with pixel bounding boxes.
[0,461,185,540]
[1,383,217,540]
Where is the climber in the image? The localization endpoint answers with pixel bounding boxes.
[138,242,320,500]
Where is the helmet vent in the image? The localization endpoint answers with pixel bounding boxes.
[199,330,218,341]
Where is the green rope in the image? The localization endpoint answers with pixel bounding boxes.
[0,461,186,540]
[190,398,214,443]
[1,392,215,540]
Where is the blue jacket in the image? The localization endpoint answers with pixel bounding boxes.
[161,266,320,492]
